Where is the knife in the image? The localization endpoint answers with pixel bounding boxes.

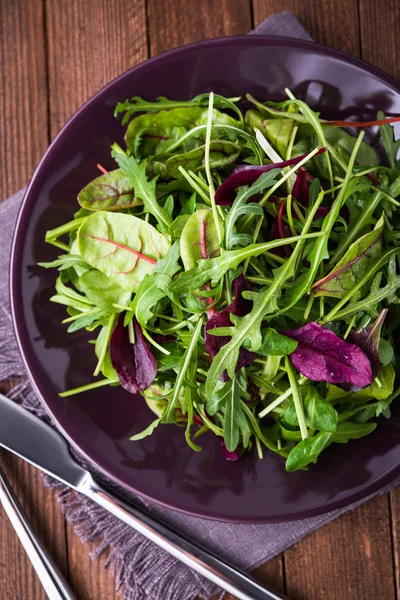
[0,393,286,600]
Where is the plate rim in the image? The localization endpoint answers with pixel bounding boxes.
[10,34,400,523]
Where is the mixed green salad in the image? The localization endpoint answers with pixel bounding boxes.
[40,89,400,471]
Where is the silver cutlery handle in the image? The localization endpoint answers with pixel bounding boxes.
[82,475,286,600]
[0,467,76,600]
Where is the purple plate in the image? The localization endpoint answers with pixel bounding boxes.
[10,37,400,522]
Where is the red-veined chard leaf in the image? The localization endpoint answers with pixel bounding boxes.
[245,109,294,156]
[205,275,256,381]
[312,217,383,298]
[78,169,141,211]
[165,140,241,179]
[348,308,388,379]
[78,212,170,292]
[180,209,221,270]
[110,315,157,394]
[214,149,326,206]
[284,322,372,390]
[125,106,240,158]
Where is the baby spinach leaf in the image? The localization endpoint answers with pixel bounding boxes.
[256,328,298,356]
[378,339,393,366]
[286,431,332,471]
[79,270,132,311]
[331,421,377,443]
[78,169,141,211]
[285,387,337,432]
[165,140,241,179]
[111,144,172,232]
[312,217,383,298]
[78,212,170,292]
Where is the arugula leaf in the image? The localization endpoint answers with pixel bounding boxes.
[165,140,241,179]
[378,110,400,170]
[169,231,322,294]
[111,144,172,232]
[130,417,161,441]
[132,242,181,327]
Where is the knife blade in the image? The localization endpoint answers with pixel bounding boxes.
[0,393,286,600]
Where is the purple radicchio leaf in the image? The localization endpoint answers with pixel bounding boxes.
[348,309,388,379]
[214,149,326,206]
[220,440,243,461]
[205,274,256,381]
[292,167,329,219]
[284,322,372,391]
[110,315,157,394]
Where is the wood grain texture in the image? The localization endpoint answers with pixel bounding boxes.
[147,0,252,56]
[390,487,400,597]
[252,0,360,55]
[0,451,69,600]
[0,1,68,598]
[284,495,396,600]
[45,0,148,138]
[0,0,49,198]
[42,1,148,596]
[360,0,400,80]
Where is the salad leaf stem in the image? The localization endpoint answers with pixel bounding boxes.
[59,378,118,397]
[285,356,308,440]
[204,92,223,245]
[178,166,211,204]
[163,317,204,423]
[93,313,116,376]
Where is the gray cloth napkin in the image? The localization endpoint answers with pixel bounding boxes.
[1,13,399,600]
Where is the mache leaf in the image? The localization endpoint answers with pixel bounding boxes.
[79,269,132,312]
[256,328,298,356]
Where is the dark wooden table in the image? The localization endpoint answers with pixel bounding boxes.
[0,1,399,598]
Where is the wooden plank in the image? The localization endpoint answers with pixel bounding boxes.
[359,0,400,80]
[0,0,49,198]
[0,450,69,600]
[44,1,148,597]
[147,3,284,598]
[390,487,400,597]
[147,0,252,56]
[284,495,396,600]
[0,1,68,599]
[252,0,360,54]
[45,0,148,138]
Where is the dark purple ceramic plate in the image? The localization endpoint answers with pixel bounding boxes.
[10,36,400,523]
